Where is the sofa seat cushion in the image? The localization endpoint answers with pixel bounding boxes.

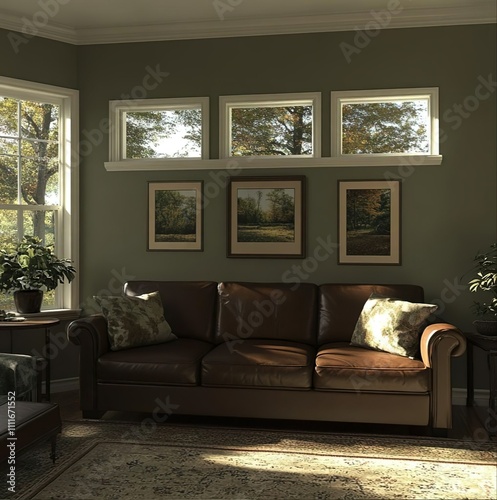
[97,339,213,386]
[202,340,315,389]
[314,342,429,393]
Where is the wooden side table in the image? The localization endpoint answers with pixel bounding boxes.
[0,318,60,401]
[465,331,497,420]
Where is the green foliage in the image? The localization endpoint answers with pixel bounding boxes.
[266,189,294,224]
[122,101,428,159]
[374,191,391,235]
[0,236,76,292]
[155,190,196,236]
[237,189,295,225]
[0,97,59,241]
[126,111,175,158]
[126,109,202,158]
[342,102,428,154]
[173,109,202,152]
[468,243,497,317]
[346,189,390,233]
[231,106,312,156]
[237,193,265,225]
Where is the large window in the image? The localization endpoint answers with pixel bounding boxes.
[219,93,321,159]
[331,88,439,161]
[109,97,209,162]
[0,77,79,313]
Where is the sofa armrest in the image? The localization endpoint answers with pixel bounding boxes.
[67,315,110,413]
[67,315,110,357]
[420,323,466,429]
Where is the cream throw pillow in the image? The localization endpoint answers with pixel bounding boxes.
[94,291,176,351]
[350,294,438,358]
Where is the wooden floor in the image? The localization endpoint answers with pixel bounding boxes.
[52,390,496,442]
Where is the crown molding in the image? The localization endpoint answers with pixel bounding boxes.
[0,10,78,44]
[0,4,495,46]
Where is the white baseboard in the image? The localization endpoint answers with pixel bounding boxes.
[452,387,489,406]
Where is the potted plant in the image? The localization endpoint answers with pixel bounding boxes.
[468,243,497,336]
[0,236,76,314]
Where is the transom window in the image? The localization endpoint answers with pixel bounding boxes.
[219,93,321,158]
[106,89,442,171]
[0,77,78,312]
[331,88,439,157]
[109,97,209,161]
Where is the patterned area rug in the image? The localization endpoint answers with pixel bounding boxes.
[4,421,497,499]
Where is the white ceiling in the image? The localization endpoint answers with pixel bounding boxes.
[0,0,495,45]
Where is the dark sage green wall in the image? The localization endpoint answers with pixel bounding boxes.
[0,27,77,88]
[0,25,496,391]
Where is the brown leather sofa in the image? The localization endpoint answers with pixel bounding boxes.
[68,281,466,433]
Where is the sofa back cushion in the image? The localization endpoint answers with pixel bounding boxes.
[318,284,425,345]
[215,282,318,345]
[124,281,218,343]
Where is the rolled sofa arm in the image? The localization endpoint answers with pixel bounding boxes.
[67,315,110,356]
[67,315,110,415]
[420,323,466,429]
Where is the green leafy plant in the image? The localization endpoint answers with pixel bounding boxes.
[0,236,76,293]
[468,243,497,318]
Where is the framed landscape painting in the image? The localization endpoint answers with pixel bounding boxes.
[228,176,306,258]
[148,181,203,251]
[338,180,401,265]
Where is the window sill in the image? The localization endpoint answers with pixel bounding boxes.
[22,309,82,322]
[104,155,443,171]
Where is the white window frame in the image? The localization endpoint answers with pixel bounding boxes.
[331,87,441,166]
[219,92,321,159]
[0,76,79,316]
[108,97,209,163]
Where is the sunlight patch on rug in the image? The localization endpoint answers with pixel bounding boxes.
[23,441,496,500]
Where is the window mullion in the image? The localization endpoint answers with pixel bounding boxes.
[16,100,23,239]
[16,100,22,207]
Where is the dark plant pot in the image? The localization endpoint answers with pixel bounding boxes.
[14,290,44,314]
[473,319,497,336]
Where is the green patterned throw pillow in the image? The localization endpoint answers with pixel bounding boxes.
[94,292,176,351]
[350,294,438,358]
